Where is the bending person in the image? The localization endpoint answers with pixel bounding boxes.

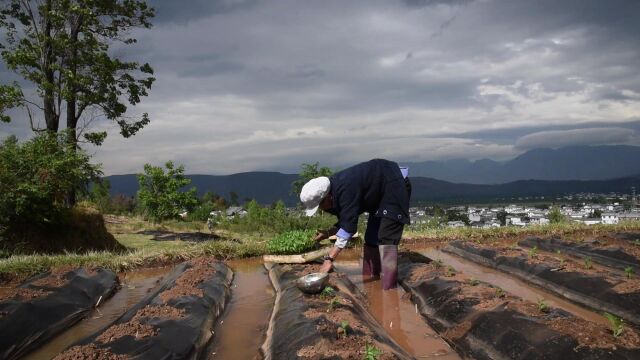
[299,159,411,290]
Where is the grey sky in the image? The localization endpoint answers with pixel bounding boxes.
[2,0,639,174]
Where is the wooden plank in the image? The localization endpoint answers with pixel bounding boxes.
[263,247,331,264]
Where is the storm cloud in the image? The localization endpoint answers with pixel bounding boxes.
[1,0,639,174]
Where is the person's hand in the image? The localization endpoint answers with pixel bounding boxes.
[314,229,330,242]
[320,260,333,273]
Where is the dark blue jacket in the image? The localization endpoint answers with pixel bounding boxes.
[327,159,410,234]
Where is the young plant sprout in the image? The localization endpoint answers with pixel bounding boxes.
[584,256,593,269]
[537,298,549,313]
[445,266,456,277]
[363,344,383,360]
[495,287,505,298]
[509,242,518,250]
[603,312,624,338]
[556,250,562,255]
[528,246,538,258]
[625,267,634,279]
[327,297,340,312]
[320,286,336,299]
[432,259,444,268]
[468,278,480,286]
[337,320,350,338]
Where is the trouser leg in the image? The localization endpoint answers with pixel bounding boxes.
[378,218,404,290]
[363,213,381,278]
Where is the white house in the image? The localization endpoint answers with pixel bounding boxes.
[447,221,466,228]
[602,213,619,225]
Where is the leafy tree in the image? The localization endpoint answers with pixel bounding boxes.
[89,178,111,213]
[592,209,603,218]
[445,209,470,225]
[0,0,155,146]
[291,162,333,196]
[0,132,100,233]
[137,161,198,222]
[548,206,565,224]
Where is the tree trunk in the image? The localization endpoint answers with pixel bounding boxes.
[43,0,58,132]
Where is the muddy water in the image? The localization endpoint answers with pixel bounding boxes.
[336,249,460,360]
[23,266,172,360]
[420,247,610,327]
[208,258,274,360]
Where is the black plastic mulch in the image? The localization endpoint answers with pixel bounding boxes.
[444,241,640,326]
[59,260,233,360]
[399,261,640,360]
[261,263,413,360]
[137,230,222,242]
[0,268,118,360]
[519,237,640,272]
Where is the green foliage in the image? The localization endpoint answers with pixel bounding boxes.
[625,266,634,279]
[495,287,505,298]
[496,210,508,226]
[320,286,336,299]
[338,320,350,338]
[327,297,340,312]
[0,133,100,233]
[468,278,480,286]
[432,259,444,268]
[137,161,198,223]
[548,207,565,224]
[537,298,549,313]
[528,246,538,258]
[266,229,316,255]
[603,312,624,338]
[89,179,111,213]
[445,266,456,277]
[445,209,470,225]
[291,162,333,196]
[0,0,155,148]
[363,344,383,360]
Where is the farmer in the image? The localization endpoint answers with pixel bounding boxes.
[299,159,411,290]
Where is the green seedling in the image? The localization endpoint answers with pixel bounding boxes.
[537,298,549,313]
[528,246,538,258]
[468,278,480,286]
[363,344,383,360]
[509,242,519,250]
[320,286,336,299]
[495,287,505,298]
[327,297,340,312]
[633,239,640,247]
[556,250,562,255]
[337,320,350,338]
[625,267,634,279]
[445,266,456,277]
[603,312,624,338]
[584,256,593,270]
[432,259,444,268]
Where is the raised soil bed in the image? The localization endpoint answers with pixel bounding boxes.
[398,253,640,359]
[262,262,413,359]
[54,257,232,360]
[444,240,640,326]
[0,267,118,360]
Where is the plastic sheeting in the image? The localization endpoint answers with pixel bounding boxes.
[57,260,232,360]
[444,241,640,326]
[261,263,413,360]
[0,268,118,360]
[399,260,640,360]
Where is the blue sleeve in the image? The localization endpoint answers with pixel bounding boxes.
[336,228,352,239]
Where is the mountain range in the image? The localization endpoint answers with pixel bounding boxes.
[106,145,640,205]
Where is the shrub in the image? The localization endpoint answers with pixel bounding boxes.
[266,229,316,254]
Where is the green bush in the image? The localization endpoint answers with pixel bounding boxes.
[267,229,316,254]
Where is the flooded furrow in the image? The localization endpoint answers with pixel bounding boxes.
[419,247,610,327]
[23,266,173,360]
[208,258,274,360]
[336,249,460,360]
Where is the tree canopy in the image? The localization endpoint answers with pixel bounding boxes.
[291,162,334,196]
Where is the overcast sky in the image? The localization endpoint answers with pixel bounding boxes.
[2,0,640,175]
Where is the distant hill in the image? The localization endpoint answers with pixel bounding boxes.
[403,145,640,184]
[106,173,640,206]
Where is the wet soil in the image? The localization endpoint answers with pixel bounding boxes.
[53,343,129,360]
[0,287,50,302]
[137,230,221,242]
[158,257,217,302]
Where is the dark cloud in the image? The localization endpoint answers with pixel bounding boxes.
[148,0,261,24]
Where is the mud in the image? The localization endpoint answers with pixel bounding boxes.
[137,230,221,242]
[53,343,129,360]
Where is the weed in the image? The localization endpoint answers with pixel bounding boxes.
[625,267,634,279]
[468,278,480,286]
[584,256,593,270]
[320,286,336,299]
[363,344,383,360]
[537,298,549,313]
[445,266,456,277]
[432,259,443,268]
[603,312,624,338]
[327,297,340,312]
[495,287,505,298]
[528,246,538,258]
